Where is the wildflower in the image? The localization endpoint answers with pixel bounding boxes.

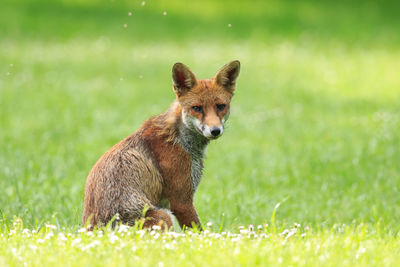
[109,234,119,243]
[86,231,94,236]
[260,233,269,239]
[82,240,101,251]
[285,229,296,239]
[118,224,130,233]
[22,229,30,235]
[214,233,222,239]
[128,12,132,16]
[58,233,68,241]
[72,238,82,246]
[45,232,54,239]
[231,237,241,242]
[45,224,57,230]
[151,225,161,231]
[240,229,249,235]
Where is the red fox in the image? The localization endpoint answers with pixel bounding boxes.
[83,61,240,230]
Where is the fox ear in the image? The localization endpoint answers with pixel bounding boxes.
[215,60,240,93]
[172,63,197,96]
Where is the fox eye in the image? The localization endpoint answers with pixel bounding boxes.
[216,104,226,111]
[192,106,203,113]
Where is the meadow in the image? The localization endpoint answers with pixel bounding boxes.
[1,0,400,266]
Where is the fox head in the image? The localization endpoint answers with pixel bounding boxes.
[172,61,240,140]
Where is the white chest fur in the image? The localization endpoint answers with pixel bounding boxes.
[177,124,209,192]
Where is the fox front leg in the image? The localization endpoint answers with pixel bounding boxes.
[170,201,202,230]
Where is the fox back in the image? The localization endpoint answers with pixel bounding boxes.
[82,61,240,230]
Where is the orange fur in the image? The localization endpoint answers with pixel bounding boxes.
[82,61,240,230]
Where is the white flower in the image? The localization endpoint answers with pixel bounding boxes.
[22,229,31,235]
[151,225,161,231]
[231,237,241,242]
[240,229,249,235]
[58,233,68,241]
[82,240,101,251]
[45,232,54,240]
[45,224,57,230]
[109,234,119,243]
[72,238,82,246]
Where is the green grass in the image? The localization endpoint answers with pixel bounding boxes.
[1,0,400,265]
[1,220,400,267]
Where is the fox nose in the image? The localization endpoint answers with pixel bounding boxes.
[210,127,221,137]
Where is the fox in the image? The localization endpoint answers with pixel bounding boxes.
[82,60,240,230]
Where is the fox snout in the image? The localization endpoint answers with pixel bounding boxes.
[210,127,222,137]
[201,123,224,139]
[182,110,225,140]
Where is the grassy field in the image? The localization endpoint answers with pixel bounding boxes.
[1,0,400,265]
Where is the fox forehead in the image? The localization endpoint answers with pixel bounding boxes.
[178,79,233,107]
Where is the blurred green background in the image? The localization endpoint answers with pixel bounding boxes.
[1,0,399,230]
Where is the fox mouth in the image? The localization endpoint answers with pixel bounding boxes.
[206,134,220,140]
[192,126,210,139]
[194,126,208,138]
[194,126,221,140]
